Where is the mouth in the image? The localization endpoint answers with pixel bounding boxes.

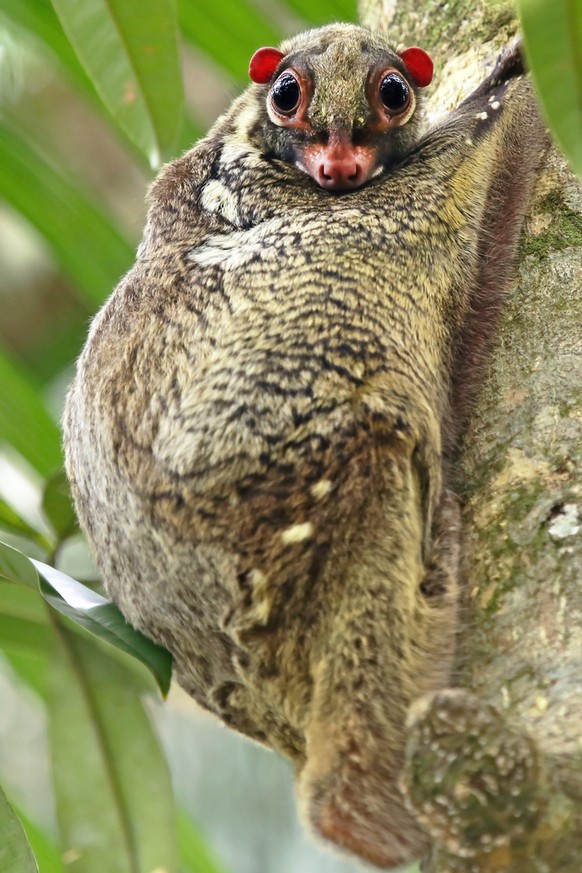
[311,162,386,193]
[315,175,368,192]
[298,136,378,192]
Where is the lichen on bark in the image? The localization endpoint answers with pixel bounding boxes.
[358,0,582,870]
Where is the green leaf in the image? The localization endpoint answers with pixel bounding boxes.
[0,540,39,590]
[0,1,201,162]
[0,581,53,695]
[0,122,133,308]
[3,649,50,700]
[0,497,50,550]
[178,810,227,873]
[0,348,62,477]
[23,316,89,389]
[0,613,53,654]
[48,627,177,873]
[42,471,77,540]
[519,0,582,180]
[34,558,173,697]
[0,0,97,104]
[279,0,356,25]
[0,784,39,873]
[17,809,66,873]
[178,0,281,82]
[50,0,184,167]
[0,579,49,623]
[0,541,172,695]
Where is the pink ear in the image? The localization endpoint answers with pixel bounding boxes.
[249,47,285,84]
[399,47,434,87]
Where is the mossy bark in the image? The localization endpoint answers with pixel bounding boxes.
[358,1,582,870]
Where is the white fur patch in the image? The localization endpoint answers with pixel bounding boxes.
[220,102,263,168]
[311,480,333,499]
[189,228,264,269]
[281,522,314,544]
[200,179,240,225]
[220,140,262,167]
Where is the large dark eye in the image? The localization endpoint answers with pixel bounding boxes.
[380,72,410,114]
[271,72,301,114]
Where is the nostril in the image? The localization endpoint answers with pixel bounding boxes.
[317,165,332,185]
[326,163,356,180]
[316,158,366,189]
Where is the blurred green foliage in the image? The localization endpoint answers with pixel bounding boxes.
[0,0,578,870]
[518,0,582,181]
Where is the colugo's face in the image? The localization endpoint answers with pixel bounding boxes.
[249,24,433,191]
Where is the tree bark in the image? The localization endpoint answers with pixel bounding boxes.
[358,1,582,870]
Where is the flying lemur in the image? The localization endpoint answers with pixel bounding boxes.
[63,23,545,870]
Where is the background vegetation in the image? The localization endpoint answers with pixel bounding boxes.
[0,0,579,871]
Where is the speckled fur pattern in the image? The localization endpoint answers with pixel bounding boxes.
[63,25,545,870]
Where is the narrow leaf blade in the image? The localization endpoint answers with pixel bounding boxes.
[0,0,199,161]
[178,810,227,873]
[0,0,97,104]
[0,580,52,696]
[0,784,39,873]
[0,122,133,308]
[519,0,582,179]
[277,0,354,25]
[51,0,184,165]
[0,541,172,695]
[17,809,66,873]
[0,613,53,655]
[49,628,177,873]
[0,348,62,477]
[42,471,77,540]
[0,540,40,590]
[178,0,281,82]
[34,558,173,696]
[0,497,50,549]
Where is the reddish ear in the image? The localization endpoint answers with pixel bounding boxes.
[249,47,285,84]
[399,47,433,87]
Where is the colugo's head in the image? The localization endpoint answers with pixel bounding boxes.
[248,23,433,191]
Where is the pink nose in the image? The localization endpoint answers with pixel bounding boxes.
[317,157,363,190]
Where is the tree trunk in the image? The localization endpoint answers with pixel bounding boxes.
[357,1,582,870]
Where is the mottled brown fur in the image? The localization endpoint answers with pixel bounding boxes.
[63,25,545,869]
